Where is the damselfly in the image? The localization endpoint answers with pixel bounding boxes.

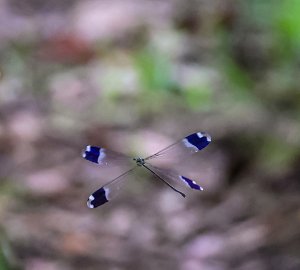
[82,132,211,208]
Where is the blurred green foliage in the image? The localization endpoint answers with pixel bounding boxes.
[134,48,174,93]
[184,85,212,111]
[259,135,299,172]
[273,0,300,61]
[0,238,16,270]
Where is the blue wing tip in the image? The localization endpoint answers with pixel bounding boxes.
[87,187,109,208]
[82,145,106,164]
[180,176,204,191]
[199,132,211,142]
[183,132,211,151]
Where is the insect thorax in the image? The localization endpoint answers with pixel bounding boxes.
[133,157,145,166]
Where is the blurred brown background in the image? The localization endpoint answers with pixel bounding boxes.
[1,0,300,269]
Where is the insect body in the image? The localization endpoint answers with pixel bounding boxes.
[82,132,211,208]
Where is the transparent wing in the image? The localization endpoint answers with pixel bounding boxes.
[87,166,137,208]
[83,132,211,207]
[82,145,132,168]
[144,132,211,165]
[144,163,204,193]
